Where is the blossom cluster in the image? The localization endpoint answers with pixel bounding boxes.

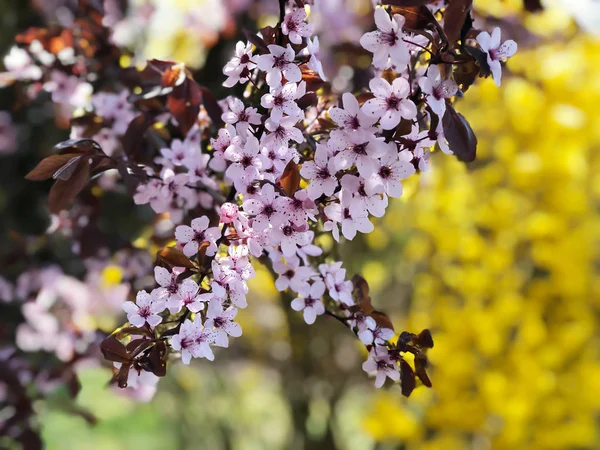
[10,0,519,398]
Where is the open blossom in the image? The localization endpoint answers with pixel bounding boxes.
[358,324,394,346]
[160,139,190,167]
[324,195,374,242]
[329,92,377,133]
[362,346,400,388]
[166,279,206,314]
[170,318,215,364]
[260,81,306,123]
[224,135,263,186]
[221,97,261,133]
[204,300,242,348]
[362,77,417,130]
[477,27,517,86]
[418,65,458,116]
[223,41,256,88]
[300,143,339,200]
[282,7,312,44]
[291,280,326,325]
[242,183,288,232]
[123,289,165,328]
[272,255,315,292]
[153,266,182,302]
[332,131,385,177]
[262,116,304,150]
[256,44,301,88]
[272,221,312,257]
[175,216,220,257]
[323,264,354,305]
[340,174,388,218]
[366,142,416,197]
[3,46,42,80]
[360,7,410,69]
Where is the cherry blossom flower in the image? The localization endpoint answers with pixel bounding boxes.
[360,8,410,70]
[43,71,92,110]
[306,37,326,81]
[224,135,263,186]
[221,97,262,134]
[175,216,220,257]
[3,46,42,80]
[285,189,318,226]
[291,280,326,325]
[242,183,288,232]
[256,44,301,88]
[160,139,190,167]
[340,174,388,218]
[365,143,416,197]
[324,199,374,241]
[219,202,239,224]
[323,265,354,306]
[209,125,236,172]
[166,279,205,314]
[477,27,518,86]
[122,289,166,328]
[362,77,417,130]
[358,324,394,346]
[171,318,215,364]
[282,7,312,45]
[329,92,377,133]
[204,300,242,348]
[271,221,312,257]
[153,266,182,302]
[272,255,315,292]
[262,116,304,150]
[362,346,400,388]
[300,143,339,200]
[260,81,306,123]
[332,132,385,177]
[223,41,256,88]
[418,65,458,116]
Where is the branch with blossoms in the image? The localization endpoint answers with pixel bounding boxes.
[19,0,518,397]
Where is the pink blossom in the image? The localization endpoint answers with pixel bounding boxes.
[204,300,242,348]
[291,280,326,325]
[360,8,410,69]
[476,27,517,87]
[123,289,166,328]
[362,346,400,388]
[418,65,458,117]
[306,37,326,81]
[166,278,206,314]
[329,92,377,133]
[221,96,262,133]
[175,216,220,257]
[282,7,312,45]
[362,77,417,130]
[300,143,339,200]
[260,81,306,123]
[256,44,301,88]
[365,143,415,198]
[223,41,256,88]
[272,255,315,292]
[271,221,312,257]
[170,318,215,364]
[242,183,288,232]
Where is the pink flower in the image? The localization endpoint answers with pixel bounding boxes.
[362,77,417,130]
[256,44,301,88]
[223,41,256,88]
[123,289,166,328]
[260,81,306,123]
[272,255,315,292]
[166,279,206,314]
[242,183,288,232]
[160,139,190,167]
[291,280,326,324]
[329,93,377,133]
[209,125,236,172]
[262,116,304,150]
[282,7,312,45]
[174,215,220,257]
[332,132,385,177]
[204,300,242,348]
[154,266,182,301]
[271,221,312,257]
[170,318,215,364]
[358,324,394,346]
[221,96,262,134]
[340,174,388,218]
[362,346,400,388]
[418,65,458,117]
[219,202,239,224]
[360,8,410,70]
[476,27,517,87]
[284,189,318,226]
[365,142,415,198]
[224,135,263,187]
[323,266,354,305]
[324,197,374,242]
[300,143,339,200]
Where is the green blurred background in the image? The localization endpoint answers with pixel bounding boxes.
[2,0,600,449]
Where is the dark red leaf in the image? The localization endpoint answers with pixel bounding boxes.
[400,359,416,397]
[243,29,269,54]
[168,79,202,136]
[524,0,543,12]
[443,0,473,45]
[25,154,81,181]
[199,86,224,128]
[48,157,91,213]
[156,247,198,270]
[414,353,432,387]
[140,341,167,377]
[390,6,436,30]
[279,160,301,197]
[53,138,103,155]
[100,335,132,364]
[122,113,155,160]
[442,105,477,162]
[411,329,434,348]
